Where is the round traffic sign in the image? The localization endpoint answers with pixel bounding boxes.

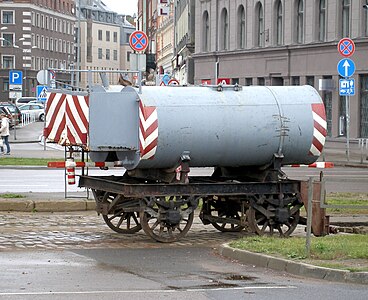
[337,58,355,78]
[168,78,180,86]
[338,38,355,57]
[129,31,148,52]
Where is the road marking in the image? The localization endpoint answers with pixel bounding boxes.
[0,285,296,296]
[0,185,49,187]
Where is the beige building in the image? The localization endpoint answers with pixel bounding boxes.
[156,1,174,78]
[77,0,121,87]
[193,0,368,138]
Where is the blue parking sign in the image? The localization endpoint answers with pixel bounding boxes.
[9,70,23,85]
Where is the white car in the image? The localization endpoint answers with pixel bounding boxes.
[15,97,38,107]
[19,103,45,122]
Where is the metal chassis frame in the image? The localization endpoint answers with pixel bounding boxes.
[79,175,301,198]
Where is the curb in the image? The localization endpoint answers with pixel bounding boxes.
[218,243,368,285]
[0,198,96,212]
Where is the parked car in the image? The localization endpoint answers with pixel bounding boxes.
[0,102,21,126]
[15,97,38,107]
[18,103,45,122]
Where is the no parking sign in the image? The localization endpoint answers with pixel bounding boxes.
[129,31,148,52]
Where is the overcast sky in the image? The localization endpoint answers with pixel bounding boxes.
[102,0,138,16]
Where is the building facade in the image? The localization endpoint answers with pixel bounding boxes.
[77,0,121,88]
[193,0,368,138]
[156,1,174,78]
[172,0,195,85]
[0,0,75,100]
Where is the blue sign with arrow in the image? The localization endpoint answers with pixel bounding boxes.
[337,58,355,78]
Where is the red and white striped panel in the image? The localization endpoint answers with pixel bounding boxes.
[288,162,334,168]
[139,101,158,160]
[44,92,89,146]
[309,103,327,156]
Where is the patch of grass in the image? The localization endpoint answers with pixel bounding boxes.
[325,193,368,214]
[0,157,64,166]
[0,193,26,199]
[230,235,368,271]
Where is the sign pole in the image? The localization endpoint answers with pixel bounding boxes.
[337,38,355,162]
[346,95,350,161]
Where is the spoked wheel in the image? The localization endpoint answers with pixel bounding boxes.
[207,198,244,232]
[247,198,301,237]
[140,196,196,243]
[102,192,142,234]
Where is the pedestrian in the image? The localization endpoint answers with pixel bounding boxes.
[0,113,10,155]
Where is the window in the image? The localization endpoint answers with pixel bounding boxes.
[98,48,102,59]
[237,5,246,49]
[2,11,14,24]
[106,49,110,60]
[36,13,40,27]
[127,51,131,62]
[50,38,53,51]
[276,0,283,45]
[202,11,210,52]
[113,50,117,60]
[342,0,350,37]
[220,8,229,50]
[45,16,49,30]
[50,17,53,31]
[296,0,304,43]
[41,15,44,28]
[245,78,253,86]
[2,55,14,69]
[98,30,102,41]
[292,76,300,85]
[1,33,14,47]
[36,34,40,48]
[46,37,49,50]
[113,32,117,42]
[32,12,35,26]
[106,31,110,42]
[256,2,264,47]
[258,77,265,85]
[318,0,326,41]
[41,36,44,49]
[306,76,315,87]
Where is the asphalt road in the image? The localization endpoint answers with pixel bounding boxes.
[0,209,366,298]
[0,166,367,194]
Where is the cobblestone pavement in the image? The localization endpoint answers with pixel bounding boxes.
[0,211,248,251]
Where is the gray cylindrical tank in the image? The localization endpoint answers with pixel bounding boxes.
[88,85,327,170]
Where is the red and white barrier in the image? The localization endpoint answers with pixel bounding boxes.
[287,162,334,168]
[48,161,123,168]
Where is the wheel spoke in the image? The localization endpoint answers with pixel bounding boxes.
[140,196,195,242]
[248,198,300,237]
[101,192,142,234]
